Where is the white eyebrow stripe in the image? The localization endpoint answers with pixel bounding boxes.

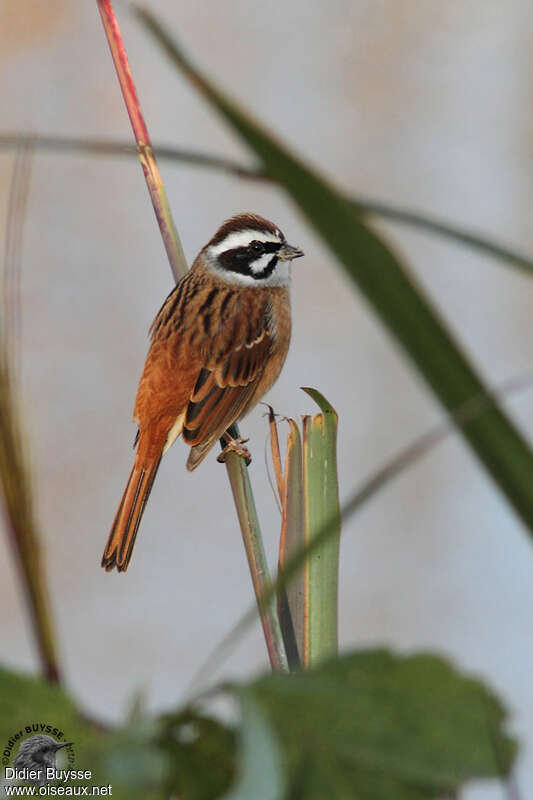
[208,229,281,256]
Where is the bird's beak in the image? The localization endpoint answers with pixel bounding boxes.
[56,742,73,750]
[277,243,304,262]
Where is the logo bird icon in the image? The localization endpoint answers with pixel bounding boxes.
[13,735,73,785]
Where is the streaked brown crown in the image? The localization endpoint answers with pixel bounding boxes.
[207,213,283,248]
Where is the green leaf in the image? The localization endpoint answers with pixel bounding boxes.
[277,418,305,668]
[155,709,236,799]
[301,388,341,667]
[236,649,517,799]
[2,651,513,800]
[137,7,533,535]
[349,195,533,276]
[152,650,516,799]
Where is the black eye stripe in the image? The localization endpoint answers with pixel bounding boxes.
[221,241,281,258]
[215,239,282,280]
[216,248,279,280]
[249,241,281,254]
[226,246,249,261]
[263,241,282,253]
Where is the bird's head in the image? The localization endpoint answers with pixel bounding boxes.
[203,213,303,287]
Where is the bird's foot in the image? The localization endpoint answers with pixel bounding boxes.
[217,436,252,466]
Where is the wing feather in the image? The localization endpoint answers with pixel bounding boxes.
[135,273,282,472]
[183,327,273,468]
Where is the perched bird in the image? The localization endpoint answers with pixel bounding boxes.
[13,735,73,785]
[102,213,303,572]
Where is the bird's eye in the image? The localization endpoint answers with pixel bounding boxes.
[249,240,264,253]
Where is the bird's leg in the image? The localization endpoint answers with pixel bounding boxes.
[217,431,252,466]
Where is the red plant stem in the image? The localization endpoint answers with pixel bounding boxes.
[97,0,187,281]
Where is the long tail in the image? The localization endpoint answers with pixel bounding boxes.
[101,453,162,572]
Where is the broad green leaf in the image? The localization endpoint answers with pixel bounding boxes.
[237,649,516,799]
[301,388,341,667]
[2,651,515,800]
[137,8,533,535]
[153,650,516,799]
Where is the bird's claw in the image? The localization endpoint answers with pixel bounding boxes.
[217,437,252,466]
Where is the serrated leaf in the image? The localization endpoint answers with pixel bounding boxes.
[234,649,516,799]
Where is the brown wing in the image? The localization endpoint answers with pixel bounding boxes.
[133,268,286,471]
[183,326,273,470]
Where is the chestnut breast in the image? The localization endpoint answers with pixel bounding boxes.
[133,267,291,432]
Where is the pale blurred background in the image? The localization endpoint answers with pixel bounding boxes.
[1,1,533,797]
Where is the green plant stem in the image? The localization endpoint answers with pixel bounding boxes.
[0,362,61,684]
[0,133,265,182]
[97,0,288,673]
[225,447,289,674]
[3,132,533,278]
[1,147,61,684]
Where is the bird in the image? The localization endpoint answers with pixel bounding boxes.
[13,735,73,785]
[102,213,303,573]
